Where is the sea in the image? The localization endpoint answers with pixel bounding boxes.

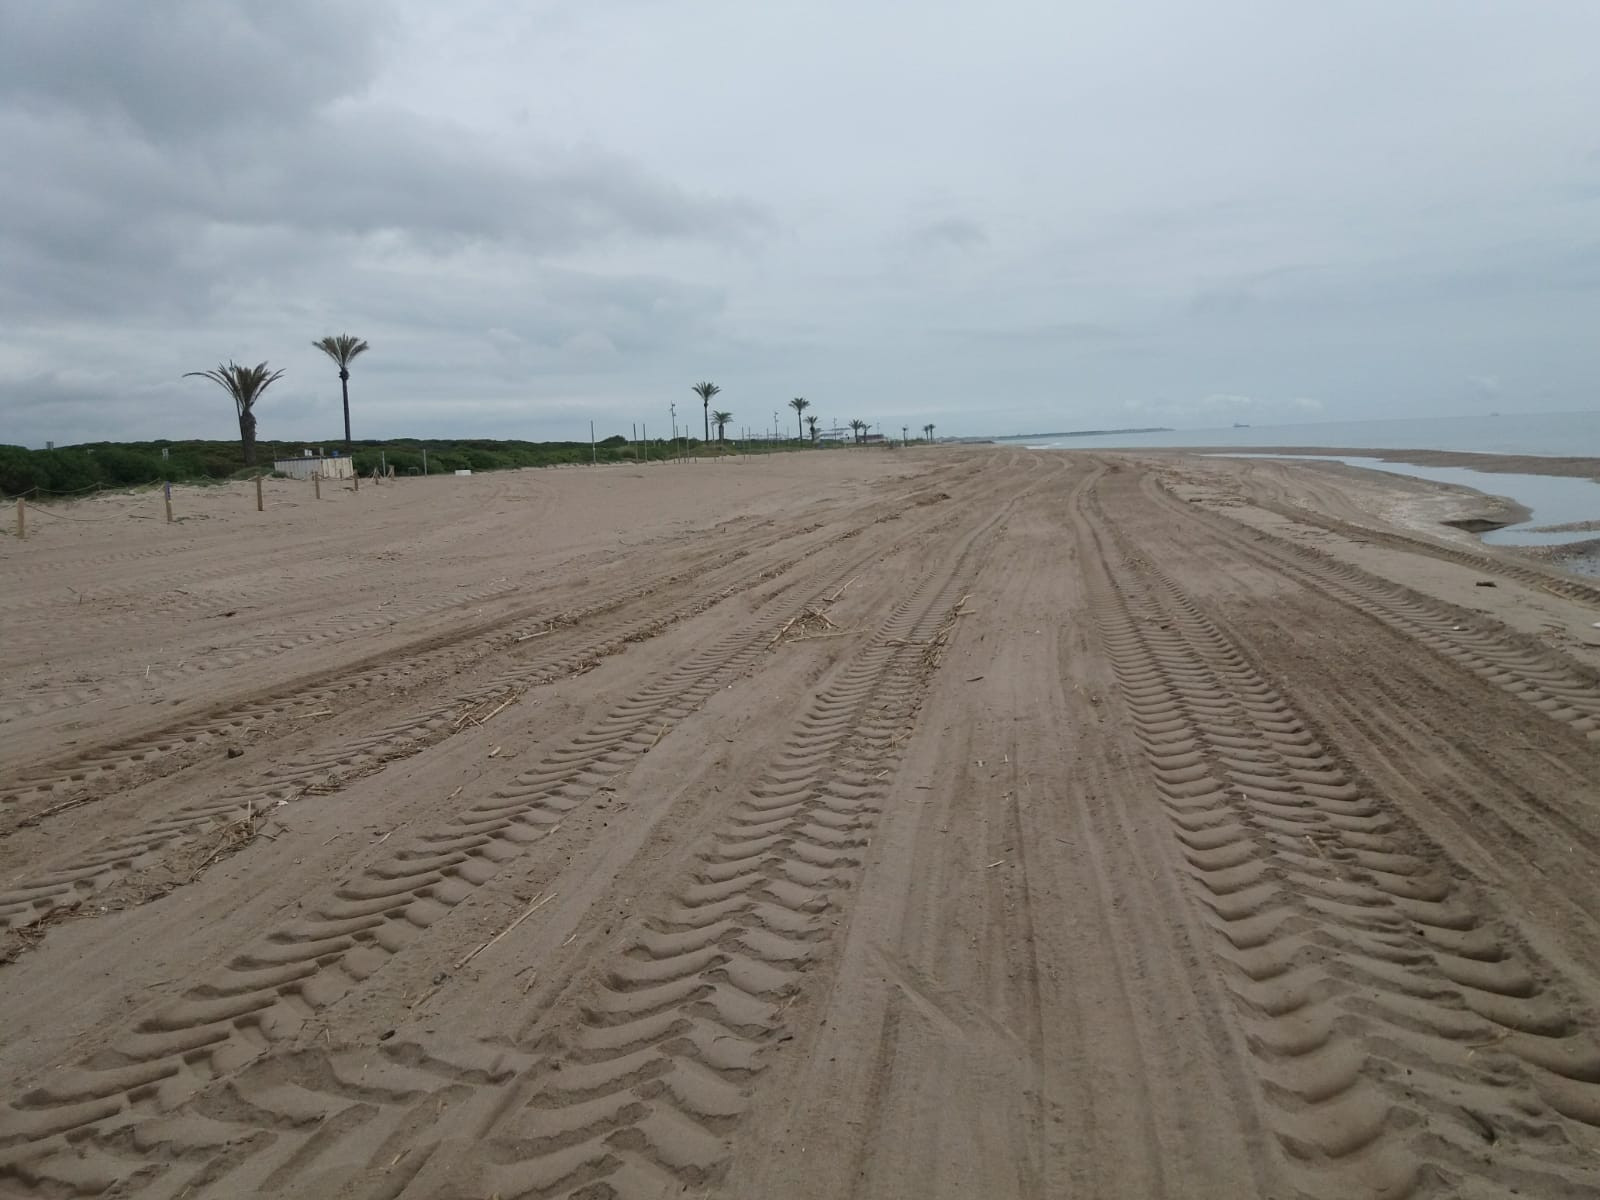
[1002,410,1600,549]
[1000,410,1600,457]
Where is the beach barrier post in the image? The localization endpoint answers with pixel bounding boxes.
[15,496,23,540]
[314,474,321,500]
[255,475,264,512]
[164,482,173,524]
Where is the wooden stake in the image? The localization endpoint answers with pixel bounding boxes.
[16,496,24,540]
[255,475,264,512]
[314,474,321,500]
[353,468,359,492]
[164,482,173,524]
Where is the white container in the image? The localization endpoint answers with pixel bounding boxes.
[454,469,472,476]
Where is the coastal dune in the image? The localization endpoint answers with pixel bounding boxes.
[2,447,1600,1198]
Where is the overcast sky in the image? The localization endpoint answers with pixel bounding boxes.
[2,1,1597,447]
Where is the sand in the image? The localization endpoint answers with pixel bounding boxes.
[3,447,1600,1198]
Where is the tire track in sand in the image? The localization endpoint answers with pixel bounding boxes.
[0,550,880,1181]
[1210,463,1600,611]
[1136,472,1600,742]
[0,550,811,938]
[3,492,1008,1200]
[1,529,807,810]
[1078,483,1600,1199]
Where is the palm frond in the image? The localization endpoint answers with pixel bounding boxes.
[185,360,285,416]
[313,334,370,367]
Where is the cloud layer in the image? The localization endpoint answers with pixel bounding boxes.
[2,1,1597,446]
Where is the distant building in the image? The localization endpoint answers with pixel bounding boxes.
[273,450,355,481]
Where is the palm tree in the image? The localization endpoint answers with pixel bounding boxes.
[925,423,936,441]
[312,334,370,447]
[789,397,810,440]
[693,381,720,443]
[805,414,819,442]
[849,418,868,444]
[184,361,285,467]
[712,409,733,442]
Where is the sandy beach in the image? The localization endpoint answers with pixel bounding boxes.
[3,446,1600,1198]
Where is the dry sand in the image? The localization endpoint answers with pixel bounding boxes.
[3,447,1600,1199]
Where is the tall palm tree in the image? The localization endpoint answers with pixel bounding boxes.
[712,409,733,442]
[789,397,810,440]
[849,418,868,444]
[693,381,720,443]
[925,423,936,441]
[805,414,819,442]
[312,334,370,447]
[184,361,285,467]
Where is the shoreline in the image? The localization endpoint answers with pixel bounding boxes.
[1170,444,1600,480]
[1138,446,1600,578]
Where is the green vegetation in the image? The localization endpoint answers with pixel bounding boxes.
[311,333,370,447]
[691,381,721,444]
[0,433,847,498]
[183,361,285,466]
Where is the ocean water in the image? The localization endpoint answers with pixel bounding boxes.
[1005,410,1600,457]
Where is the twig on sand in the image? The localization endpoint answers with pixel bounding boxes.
[770,606,842,646]
[187,802,265,881]
[826,576,859,604]
[409,980,446,1011]
[22,793,100,825]
[917,594,972,669]
[454,688,524,730]
[454,892,556,971]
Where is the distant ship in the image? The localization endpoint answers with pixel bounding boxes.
[1232,422,1250,428]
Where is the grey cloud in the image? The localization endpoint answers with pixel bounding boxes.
[1189,265,1323,316]
[0,1,385,138]
[913,218,988,249]
[939,321,1124,346]
[4,0,1600,447]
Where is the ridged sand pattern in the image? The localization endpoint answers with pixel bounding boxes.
[0,547,813,936]
[0,553,885,1180]
[1136,473,1600,740]
[0,526,991,1199]
[0,524,833,811]
[1081,489,1600,1198]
